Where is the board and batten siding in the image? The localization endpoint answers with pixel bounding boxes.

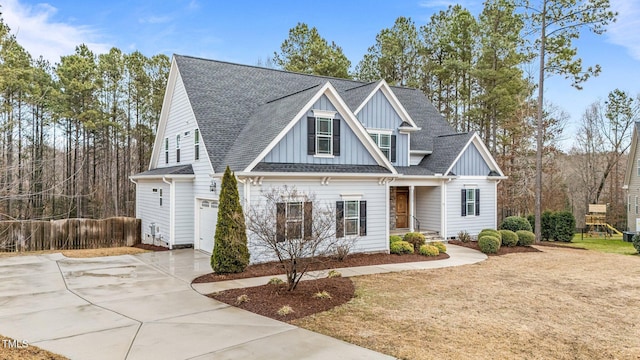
[356,90,409,167]
[246,178,387,263]
[451,143,491,176]
[262,95,377,165]
[445,178,497,238]
[627,134,640,231]
[136,180,170,245]
[415,186,441,232]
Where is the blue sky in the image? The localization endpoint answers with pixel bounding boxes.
[3,0,639,150]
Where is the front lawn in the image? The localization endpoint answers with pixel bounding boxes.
[548,234,637,255]
[293,247,640,359]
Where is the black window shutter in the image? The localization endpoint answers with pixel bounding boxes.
[332,118,340,156]
[176,149,180,163]
[475,189,480,216]
[391,135,397,163]
[461,189,467,217]
[307,117,315,155]
[336,201,344,238]
[304,202,313,240]
[276,203,285,242]
[359,201,367,236]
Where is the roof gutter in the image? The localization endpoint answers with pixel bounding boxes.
[129,174,195,181]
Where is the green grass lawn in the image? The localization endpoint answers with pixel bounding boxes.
[549,234,638,255]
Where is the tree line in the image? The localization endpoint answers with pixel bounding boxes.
[0,18,169,220]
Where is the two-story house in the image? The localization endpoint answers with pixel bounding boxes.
[130,55,505,258]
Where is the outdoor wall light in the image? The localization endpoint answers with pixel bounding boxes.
[210,180,217,193]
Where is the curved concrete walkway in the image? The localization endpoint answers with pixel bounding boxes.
[0,244,485,360]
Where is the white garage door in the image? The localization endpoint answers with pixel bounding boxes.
[198,199,218,253]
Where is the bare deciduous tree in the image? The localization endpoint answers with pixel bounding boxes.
[245,186,356,291]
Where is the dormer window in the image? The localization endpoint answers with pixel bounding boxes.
[307,110,340,157]
[369,130,396,162]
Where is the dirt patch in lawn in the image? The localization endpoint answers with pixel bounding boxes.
[193,252,449,283]
[293,246,640,359]
[448,240,541,255]
[132,243,170,251]
[0,335,68,360]
[210,277,355,321]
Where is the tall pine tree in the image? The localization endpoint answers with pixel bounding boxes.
[211,166,250,273]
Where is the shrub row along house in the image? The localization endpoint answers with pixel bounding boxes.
[129,55,505,258]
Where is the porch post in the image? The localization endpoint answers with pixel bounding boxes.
[409,185,415,232]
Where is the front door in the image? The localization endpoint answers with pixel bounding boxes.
[198,199,218,253]
[396,190,408,228]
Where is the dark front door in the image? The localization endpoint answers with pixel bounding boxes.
[396,190,408,228]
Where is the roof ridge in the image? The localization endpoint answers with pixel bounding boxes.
[437,132,470,138]
[265,84,321,104]
[344,81,378,91]
[174,54,367,85]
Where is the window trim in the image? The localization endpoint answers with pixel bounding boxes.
[286,201,304,240]
[194,129,200,161]
[315,117,333,155]
[344,200,360,236]
[164,138,169,164]
[466,189,476,217]
[369,132,392,160]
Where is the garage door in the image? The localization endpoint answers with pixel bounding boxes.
[198,199,218,253]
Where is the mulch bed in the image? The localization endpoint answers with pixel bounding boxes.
[209,277,355,321]
[193,252,449,283]
[133,243,169,251]
[448,240,541,255]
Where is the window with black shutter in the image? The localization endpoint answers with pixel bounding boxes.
[336,200,366,237]
[276,201,313,241]
[461,189,480,217]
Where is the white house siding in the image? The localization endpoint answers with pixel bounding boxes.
[627,136,640,231]
[356,90,409,167]
[446,178,497,238]
[245,178,387,263]
[262,95,378,165]
[173,180,194,246]
[136,180,170,245]
[415,186,441,232]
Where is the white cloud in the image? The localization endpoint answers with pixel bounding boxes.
[607,0,640,61]
[1,0,111,64]
[139,15,172,24]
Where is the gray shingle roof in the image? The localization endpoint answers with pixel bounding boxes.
[135,164,194,176]
[174,55,460,175]
[254,163,391,174]
[420,132,474,175]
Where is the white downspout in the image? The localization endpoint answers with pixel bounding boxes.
[162,176,174,249]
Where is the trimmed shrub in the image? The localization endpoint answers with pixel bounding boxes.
[553,211,576,242]
[516,230,535,246]
[389,235,403,244]
[431,241,447,253]
[499,230,518,247]
[478,236,501,254]
[211,166,250,274]
[419,244,440,256]
[404,232,426,251]
[390,240,414,254]
[236,294,249,305]
[277,305,294,316]
[632,234,640,254]
[526,214,535,230]
[268,277,284,285]
[479,229,501,241]
[457,230,471,243]
[499,216,533,232]
[327,270,342,278]
[541,211,555,241]
[313,291,332,299]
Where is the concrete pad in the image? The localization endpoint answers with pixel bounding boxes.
[126,321,292,360]
[0,260,61,278]
[0,255,54,266]
[57,255,144,272]
[191,280,251,294]
[69,277,189,303]
[0,272,67,297]
[161,306,296,328]
[198,328,395,360]
[97,289,228,322]
[32,324,139,360]
[61,264,169,290]
[0,290,88,317]
[0,304,138,343]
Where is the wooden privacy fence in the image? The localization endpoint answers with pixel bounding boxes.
[0,217,141,252]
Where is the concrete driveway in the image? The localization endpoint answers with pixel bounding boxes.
[0,250,393,360]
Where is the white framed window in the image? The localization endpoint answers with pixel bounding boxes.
[164,138,169,164]
[466,189,476,216]
[316,117,332,155]
[176,134,181,163]
[194,129,200,161]
[370,132,392,160]
[344,200,360,236]
[286,202,303,239]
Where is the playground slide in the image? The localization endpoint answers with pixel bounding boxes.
[604,223,622,236]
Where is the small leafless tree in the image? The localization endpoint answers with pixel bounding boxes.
[245,186,355,291]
